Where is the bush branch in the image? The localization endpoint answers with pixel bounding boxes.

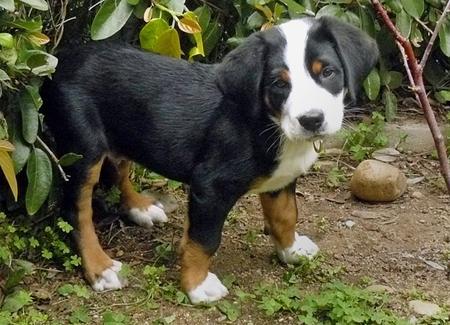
[420,0,450,71]
[36,136,69,182]
[372,0,450,193]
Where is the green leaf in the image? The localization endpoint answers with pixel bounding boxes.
[0,150,18,201]
[247,11,265,29]
[439,20,450,57]
[279,0,305,18]
[26,148,53,215]
[5,18,43,32]
[0,69,10,81]
[359,8,376,37]
[386,0,403,13]
[11,125,31,173]
[0,33,14,48]
[139,18,170,52]
[202,18,222,56]
[59,152,83,167]
[0,0,14,11]
[25,85,43,109]
[161,0,185,14]
[435,90,450,103]
[363,69,381,101]
[396,9,411,38]
[154,28,182,58]
[91,0,134,40]
[69,307,90,324]
[189,31,204,60]
[1,290,32,313]
[102,310,129,324]
[19,89,39,144]
[217,301,241,322]
[400,0,424,18]
[19,0,48,11]
[387,71,403,89]
[194,5,211,31]
[342,11,360,27]
[24,50,58,76]
[57,219,73,233]
[127,0,139,5]
[383,89,398,122]
[316,4,343,18]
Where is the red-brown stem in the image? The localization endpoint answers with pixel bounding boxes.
[372,0,450,193]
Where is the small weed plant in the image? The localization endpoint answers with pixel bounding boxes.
[326,166,347,188]
[343,112,388,161]
[254,281,408,324]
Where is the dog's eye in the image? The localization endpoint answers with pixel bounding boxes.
[321,67,335,78]
[273,79,289,88]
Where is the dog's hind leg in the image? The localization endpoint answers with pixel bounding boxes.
[70,156,126,291]
[117,160,167,228]
[260,181,319,264]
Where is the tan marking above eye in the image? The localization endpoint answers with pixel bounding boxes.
[279,69,291,82]
[311,60,323,75]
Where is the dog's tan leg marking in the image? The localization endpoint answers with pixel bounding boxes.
[118,160,155,209]
[179,218,228,304]
[260,189,297,249]
[118,160,167,228]
[77,157,123,291]
[260,186,319,263]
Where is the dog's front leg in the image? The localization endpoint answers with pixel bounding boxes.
[260,181,319,264]
[179,170,243,304]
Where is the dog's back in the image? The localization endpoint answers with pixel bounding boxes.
[42,41,225,181]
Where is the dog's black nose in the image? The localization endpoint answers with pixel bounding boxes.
[298,110,324,132]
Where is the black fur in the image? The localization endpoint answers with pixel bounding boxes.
[308,16,379,102]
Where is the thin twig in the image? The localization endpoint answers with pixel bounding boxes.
[396,41,421,104]
[420,0,450,71]
[36,136,69,182]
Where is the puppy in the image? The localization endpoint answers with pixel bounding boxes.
[41,16,378,304]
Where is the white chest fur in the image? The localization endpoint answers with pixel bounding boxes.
[252,140,318,193]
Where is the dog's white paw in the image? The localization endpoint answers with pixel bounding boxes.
[277,233,319,264]
[188,272,229,304]
[128,202,168,228]
[92,260,126,292]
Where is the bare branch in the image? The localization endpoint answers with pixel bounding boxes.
[420,0,450,71]
[36,136,70,182]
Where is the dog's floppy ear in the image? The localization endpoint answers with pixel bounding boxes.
[216,33,266,105]
[318,16,379,102]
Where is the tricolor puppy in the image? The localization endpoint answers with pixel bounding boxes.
[42,16,378,304]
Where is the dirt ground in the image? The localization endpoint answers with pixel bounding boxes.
[26,152,450,324]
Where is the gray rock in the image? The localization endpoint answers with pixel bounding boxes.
[408,300,441,316]
[411,191,425,199]
[372,148,400,163]
[343,220,355,229]
[350,160,407,202]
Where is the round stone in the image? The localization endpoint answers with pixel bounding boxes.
[350,159,407,202]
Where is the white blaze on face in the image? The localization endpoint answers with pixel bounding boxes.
[278,20,344,140]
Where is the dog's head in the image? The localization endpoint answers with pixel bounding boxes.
[217,16,379,141]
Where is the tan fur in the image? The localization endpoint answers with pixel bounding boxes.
[179,219,211,291]
[118,160,156,210]
[76,156,113,284]
[260,188,298,249]
[311,60,323,75]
